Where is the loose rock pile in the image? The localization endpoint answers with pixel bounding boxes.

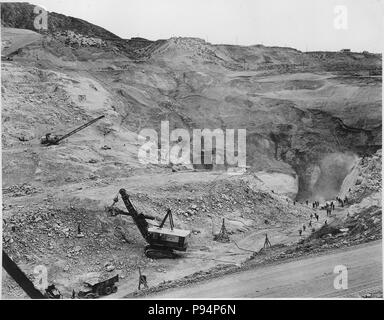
[3,183,41,197]
[55,31,106,48]
[349,150,382,203]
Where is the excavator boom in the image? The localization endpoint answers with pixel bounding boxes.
[41,115,105,145]
[2,250,46,299]
[107,206,155,220]
[118,188,150,241]
[56,115,105,144]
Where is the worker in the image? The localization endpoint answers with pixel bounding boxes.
[306,200,309,205]
[302,225,306,231]
[77,222,84,238]
[138,268,148,290]
[299,229,302,236]
[309,221,312,228]
[72,290,76,299]
[315,213,319,222]
[331,201,334,210]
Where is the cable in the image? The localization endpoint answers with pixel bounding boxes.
[232,240,258,253]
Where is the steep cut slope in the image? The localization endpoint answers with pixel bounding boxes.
[2,27,381,198]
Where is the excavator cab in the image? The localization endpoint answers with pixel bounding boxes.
[40,133,61,145]
[44,284,62,299]
[147,209,190,252]
[147,228,190,251]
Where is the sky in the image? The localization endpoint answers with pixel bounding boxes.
[2,0,384,52]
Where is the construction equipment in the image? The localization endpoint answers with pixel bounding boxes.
[2,250,46,299]
[107,188,191,259]
[77,275,119,299]
[40,115,105,145]
[44,284,62,299]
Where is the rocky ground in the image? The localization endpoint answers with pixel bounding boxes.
[2,171,315,298]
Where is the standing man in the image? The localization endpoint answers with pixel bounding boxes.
[138,268,148,290]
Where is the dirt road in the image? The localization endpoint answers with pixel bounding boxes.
[150,241,382,298]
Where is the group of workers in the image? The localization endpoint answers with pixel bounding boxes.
[312,201,320,209]
[298,194,350,236]
[336,196,348,207]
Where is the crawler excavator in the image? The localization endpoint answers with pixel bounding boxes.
[40,115,105,146]
[106,189,191,259]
